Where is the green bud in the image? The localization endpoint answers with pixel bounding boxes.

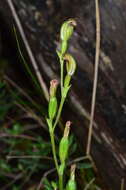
[64,54,76,76]
[48,80,58,120]
[49,79,58,98]
[48,97,57,120]
[66,164,76,190]
[60,19,76,42]
[59,136,69,164]
[59,121,71,164]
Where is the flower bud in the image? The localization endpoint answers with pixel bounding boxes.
[64,54,76,76]
[49,79,58,98]
[60,19,76,42]
[48,79,58,120]
[48,97,57,120]
[66,164,76,190]
[59,121,71,164]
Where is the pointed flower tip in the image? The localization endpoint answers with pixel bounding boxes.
[64,121,72,138]
[60,19,77,42]
[68,19,77,27]
[50,79,58,87]
[66,121,72,128]
[49,79,58,98]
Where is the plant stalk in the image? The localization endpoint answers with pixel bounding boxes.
[53,97,65,131]
[50,131,64,190]
[50,131,59,174]
[59,174,63,190]
[60,57,64,94]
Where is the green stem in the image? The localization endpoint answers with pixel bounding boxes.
[50,131,59,174]
[59,174,63,190]
[60,58,64,94]
[50,131,64,190]
[53,97,65,131]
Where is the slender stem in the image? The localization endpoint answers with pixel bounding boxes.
[50,131,59,174]
[53,97,65,131]
[86,0,100,156]
[59,174,63,190]
[50,131,64,190]
[60,58,64,94]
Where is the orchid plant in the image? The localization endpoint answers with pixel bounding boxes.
[46,19,77,190]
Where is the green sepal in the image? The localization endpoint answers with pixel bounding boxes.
[48,97,58,120]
